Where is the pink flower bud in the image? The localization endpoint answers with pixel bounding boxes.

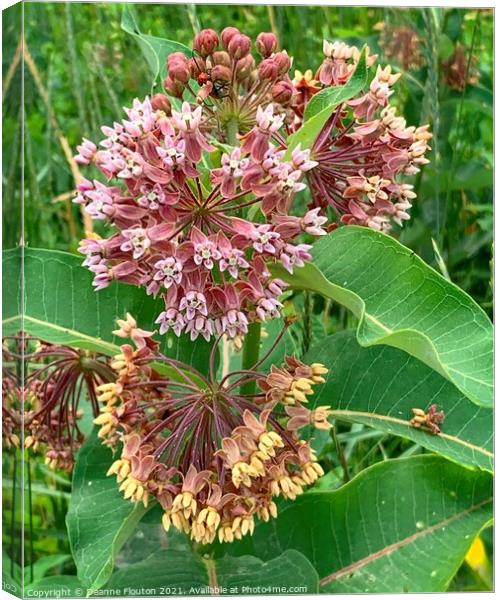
[189,56,206,78]
[212,50,231,67]
[228,33,251,59]
[258,57,279,80]
[211,64,232,83]
[193,29,219,57]
[221,27,240,49]
[272,79,295,105]
[150,93,172,114]
[273,50,292,75]
[167,52,191,83]
[256,32,278,57]
[236,54,255,81]
[163,76,185,99]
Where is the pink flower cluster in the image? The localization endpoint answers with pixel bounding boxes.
[74,31,432,344]
[74,98,321,342]
[290,42,432,232]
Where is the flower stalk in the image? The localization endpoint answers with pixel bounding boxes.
[240,321,261,395]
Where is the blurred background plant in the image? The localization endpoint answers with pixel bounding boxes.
[2,2,493,592]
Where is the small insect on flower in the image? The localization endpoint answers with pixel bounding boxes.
[192,52,231,100]
[410,404,445,435]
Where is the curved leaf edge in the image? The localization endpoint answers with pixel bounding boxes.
[270,226,493,408]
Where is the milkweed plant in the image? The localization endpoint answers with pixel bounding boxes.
[5,18,492,596]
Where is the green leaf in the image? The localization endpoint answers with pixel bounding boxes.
[259,318,302,371]
[303,51,367,121]
[230,456,493,593]
[66,430,148,595]
[269,226,493,407]
[284,51,368,158]
[24,576,83,597]
[108,542,318,595]
[32,554,71,583]
[305,330,493,472]
[2,247,213,379]
[121,5,191,86]
[2,550,22,595]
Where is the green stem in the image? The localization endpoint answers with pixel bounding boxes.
[331,424,350,484]
[224,116,262,393]
[240,321,261,395]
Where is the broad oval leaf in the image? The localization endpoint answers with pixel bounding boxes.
[24,576,83,597]
[2,247,213,379]
[66,430,148,595]
[270,226,493,407]
[228,456,493,593]
[121,6,191,86]
[109,545,318,595]
[305,330,493,472]
[284,51,368,158]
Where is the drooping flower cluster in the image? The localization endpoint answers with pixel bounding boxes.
[2,333,113,471]
[442,43,479,91]
[378,24,423,72]
[94,318,331,544]
[74,93,322,342]
[290,40,432,233]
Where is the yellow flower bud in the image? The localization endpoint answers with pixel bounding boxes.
[293,378,314,392]
[162,511,172,532]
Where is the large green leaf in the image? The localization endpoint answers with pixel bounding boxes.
[66,430,148,595]
[270,226,493,407]
[228,456,493,593]
[23,576,83,598]
[109,543,318,595]
[2,247,213,378]
[305,330,493,472]
[121,6,191,86]
[284,51,368,158]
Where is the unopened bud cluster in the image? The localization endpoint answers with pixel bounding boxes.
[410,404,445,435]
[163,27,294,131]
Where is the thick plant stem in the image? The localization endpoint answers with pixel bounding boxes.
[225,115,262,393]
[240,321,261,395]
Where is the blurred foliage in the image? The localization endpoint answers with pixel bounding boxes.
[2,3,493,593]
